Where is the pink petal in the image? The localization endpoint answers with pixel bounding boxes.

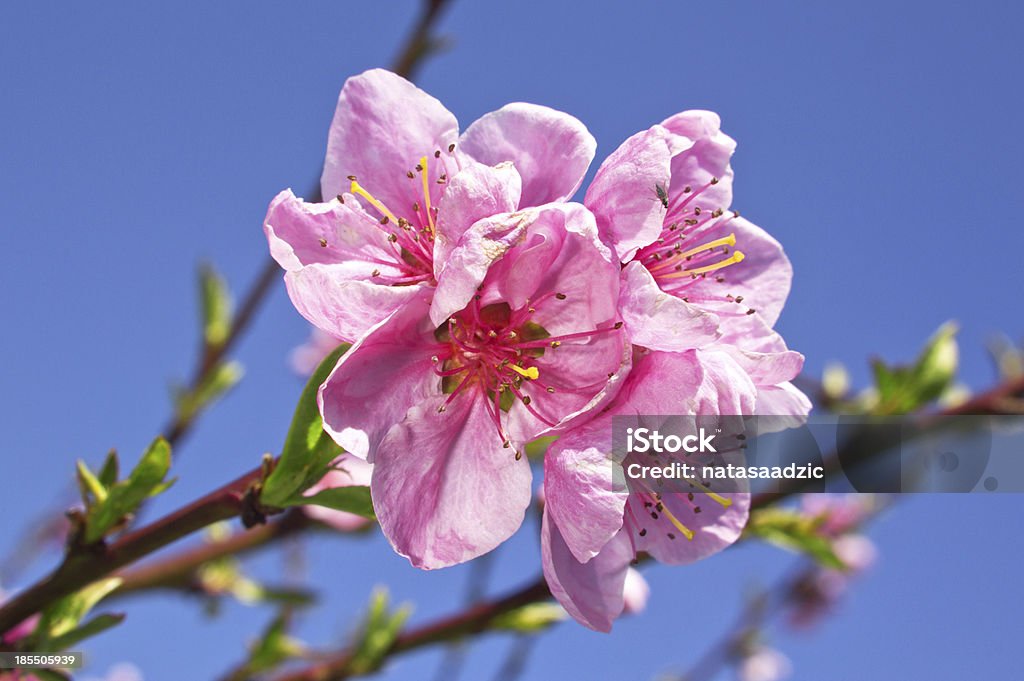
[678,215,793,328]
[585,126,674,262]
[619,261,721,352]
[543,428,627,563]
[433,161,523,280]
[264,189,396,273]
[372,393,532,569]
[756,381,813,417]
[318,288,438,459]
[541,512,633,632]
[320,69,460,214]
[660,110,736,213]
[283,265,428,344]
[630,489,750,565]
[459,103,596,206]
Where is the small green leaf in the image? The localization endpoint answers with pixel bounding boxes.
[42,612,125,652]
[85,437,173,543]
[34,577,123,645]
[200,263,233,348]
[261,344,349,507]
[244,613,306,675]
[492,602,566,632]
[745,508,844,570]
[76,460,107,505]
[291,486,375,519]
[349,588,412,675]
[97,449,119,489]
[871,322,959,415]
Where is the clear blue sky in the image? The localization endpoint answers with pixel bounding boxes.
[1,2,1021,679]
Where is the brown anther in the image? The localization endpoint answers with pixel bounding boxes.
[415,164,423,172]
[336,194,345,203]
[515,451,522,461]
[711,208,724,218]
[413,202,420,212]
[407,171,415,178]
[614,321,624,329]
[319,238,328,248]
[746,308,757,315]
[380,216,390,224]
[555,292,567,300]
[448,143,456,152]
[550,341,561,348]
[710,177,719,185]
[347,175,357,181]
[734,295,744,303]
[694,207,702,216]
[522,395,532,406]
[434,150,441,158]
[683,185,692,193]
[388,234,398,242]
[372,269,381,277]
[546,386,555,393]
[437,405,446,413]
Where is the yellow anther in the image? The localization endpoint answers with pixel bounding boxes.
[661,251,746,279]
[660,505,696,540]
[350,180,397,224]
[675,233,737,261]
[419,155,435,231]
[511,364,539,380]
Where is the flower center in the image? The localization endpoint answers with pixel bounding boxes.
[345,145,456,284]
[635,178,747,296]
[431,295,623,459]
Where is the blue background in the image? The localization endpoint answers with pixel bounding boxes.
[2,2,1021,679]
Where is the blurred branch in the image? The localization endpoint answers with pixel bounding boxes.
[0,466,267,634]
[110,510,313,599]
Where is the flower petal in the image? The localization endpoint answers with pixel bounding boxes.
[660,110,736,214]
[434,161,522,280]
[630,489,750,565]
[544,428,627,563]
[619,261,721,352]
[679,215,793,328]
[756,381,813,417]
[541,513,633,632]
[372,393,532,569]
[264,189,396,273]
[283,266,428,344]
[585,126,673,262]
[318,288,438,459]
[459,103,596,206]
[320,69,460,213]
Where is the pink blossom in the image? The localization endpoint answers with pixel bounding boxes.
[621,567,650,615]
[265,69,596,343]
[542,349,756,631]
[318,203,629,569]
[302,454,374,532]
[585,111,793,355]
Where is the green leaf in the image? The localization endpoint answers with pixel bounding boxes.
[348,588,412,675]
[85,437,173,543]
[291,486,375,519]
[97,449,119,489]
[200,263,233,348]
[261,344,350,507]
[76,460,107,505]
[42,612,125,652]
[871,322,959,415]
[244,613,306,675]
[176,360,245,422]
[492,602,566,632]
[745,508,844,570]
[34,577,122,646]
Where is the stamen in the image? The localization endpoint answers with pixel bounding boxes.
[511,364,539,380]
[659,251,746,279]
[349,180,397,223]
[419,155,436,231]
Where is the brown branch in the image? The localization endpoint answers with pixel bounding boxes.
[110,510,313,598]
[0,466,265,634]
